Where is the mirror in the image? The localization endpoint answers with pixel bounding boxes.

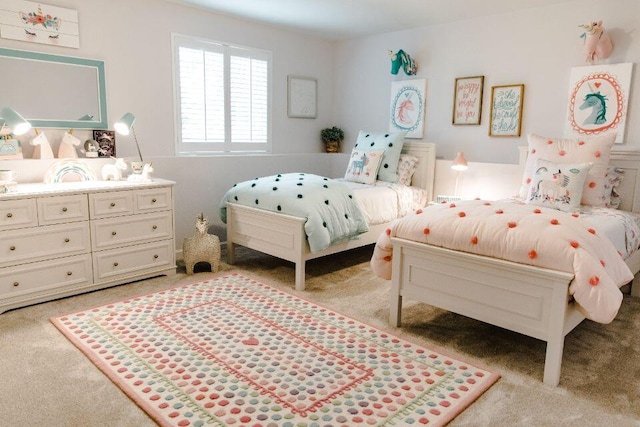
[0,48,107,129]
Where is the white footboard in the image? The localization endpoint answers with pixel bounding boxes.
[226,203,388,291]
[390,237,584,386]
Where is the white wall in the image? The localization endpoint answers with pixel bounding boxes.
[0,0,337,250]
[333,0,640,165]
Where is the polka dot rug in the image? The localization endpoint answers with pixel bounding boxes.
[51,273,499,426]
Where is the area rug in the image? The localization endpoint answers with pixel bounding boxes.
[51,273,499,426]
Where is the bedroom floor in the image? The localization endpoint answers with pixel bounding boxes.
[1,246,639,426]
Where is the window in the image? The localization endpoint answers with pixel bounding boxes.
[172,34,272,154]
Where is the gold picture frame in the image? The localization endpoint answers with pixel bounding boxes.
[489,84,524,137]
[452,75,484,125]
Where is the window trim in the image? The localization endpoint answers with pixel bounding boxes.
[171,33,273,156]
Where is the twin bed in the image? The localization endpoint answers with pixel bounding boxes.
[221,134,640,386]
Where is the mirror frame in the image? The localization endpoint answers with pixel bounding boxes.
[0,47,108,129]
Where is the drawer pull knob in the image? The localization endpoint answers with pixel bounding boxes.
[64,238,70,243]
[152,198,157,203]
[62,207,68,212]
[110,202,116,207]
[153,254,159,259]
[13,282,19,287]
[67,271,73,276]
[152,225,158,230]
[9,246,16,251]
[112,231,117,236]
[113,262,119,267]
[6,213,12,218]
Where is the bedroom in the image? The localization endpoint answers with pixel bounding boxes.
[0,0,639,425]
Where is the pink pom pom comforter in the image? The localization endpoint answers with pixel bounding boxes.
[371,200,633,324]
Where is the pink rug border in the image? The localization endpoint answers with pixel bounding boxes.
[51,272,501,427]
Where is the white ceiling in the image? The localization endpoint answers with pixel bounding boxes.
[171,0,573,41]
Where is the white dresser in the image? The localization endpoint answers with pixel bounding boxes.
[0,179,176,314]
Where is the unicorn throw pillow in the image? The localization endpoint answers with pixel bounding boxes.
[526,159,592,211]
[344,149,385,185]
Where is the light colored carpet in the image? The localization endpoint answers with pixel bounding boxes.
[1,245,639,426]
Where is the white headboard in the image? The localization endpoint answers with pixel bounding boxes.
[519,146,640,214]
[402,141,436,201]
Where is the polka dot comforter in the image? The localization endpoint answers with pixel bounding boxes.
[370,199,634,324]
[220,173,368,253]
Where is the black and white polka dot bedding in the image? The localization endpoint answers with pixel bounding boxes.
[220,173,369,253]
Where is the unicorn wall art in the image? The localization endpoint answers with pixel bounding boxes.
[579,21,613,64]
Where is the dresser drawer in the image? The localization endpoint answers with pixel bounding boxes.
[0,254,92,297]
[93,240,174,283]
[0,198,38,231]
[0,222,90,267]
[91,211,173,251]
[135,187,172,213]
[89,191,134,219]
[38,194,89,225]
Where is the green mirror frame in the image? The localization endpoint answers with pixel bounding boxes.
[0,48,108,129]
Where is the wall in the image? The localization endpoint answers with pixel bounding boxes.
[0,0,336,253]
[333,0,639,165]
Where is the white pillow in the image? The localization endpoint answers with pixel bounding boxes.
[397,154,419,186]
[520,133,615,206]
[526,159,592,211]
[344,149,385,185]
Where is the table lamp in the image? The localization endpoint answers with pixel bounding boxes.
[0,107,32,136]
[114,112,143,162]
[451,151,468,197]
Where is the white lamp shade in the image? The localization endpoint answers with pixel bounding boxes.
[114,112,136,136]
[1,107,32,136]
[451,151,468,171]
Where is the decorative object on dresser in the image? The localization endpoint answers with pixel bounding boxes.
[389,79,426,138]
[31,129,55,159]
[489,84,525,137]
[51,274,500,427]
[0,179,176,314]
[0,107,32,136]
[182,212,220,274]
[114,112,144,169]
[452,76,484,125]
[126,163,153,183]
[43,159,97,184]
[57,130,81,159]
[101,158,127,181]
[92,129,116,157]
[320,126,344,153]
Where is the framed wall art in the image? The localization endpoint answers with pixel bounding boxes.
[389,78,426,138]
[0,0,80,48]
[489,84,524,137]
[564,63,633,144]
[93,130,116,157]
[287,76,317,119]
[452,75,484,125]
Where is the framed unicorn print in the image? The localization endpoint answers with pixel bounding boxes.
[564,63,633,144]
[389,79,427,138]
[489,84,524,137]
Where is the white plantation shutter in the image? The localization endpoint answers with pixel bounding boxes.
[173,35,271,154]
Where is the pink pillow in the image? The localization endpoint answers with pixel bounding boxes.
[519,133,616,206]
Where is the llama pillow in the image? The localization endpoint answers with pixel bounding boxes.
[526,159,592,211]
[520,133,616,206]
[354,131,406,183]
[344,149,385,185]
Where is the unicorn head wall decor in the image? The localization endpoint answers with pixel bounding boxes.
[388,49,417,76]
[579,20,613,63]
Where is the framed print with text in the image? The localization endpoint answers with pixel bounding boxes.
[489,84,524,137]
[452,75,483,125]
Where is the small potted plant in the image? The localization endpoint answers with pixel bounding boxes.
[320,126,344,153]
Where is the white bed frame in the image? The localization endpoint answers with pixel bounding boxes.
[226,142,437,291]
[389,149,640,387]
